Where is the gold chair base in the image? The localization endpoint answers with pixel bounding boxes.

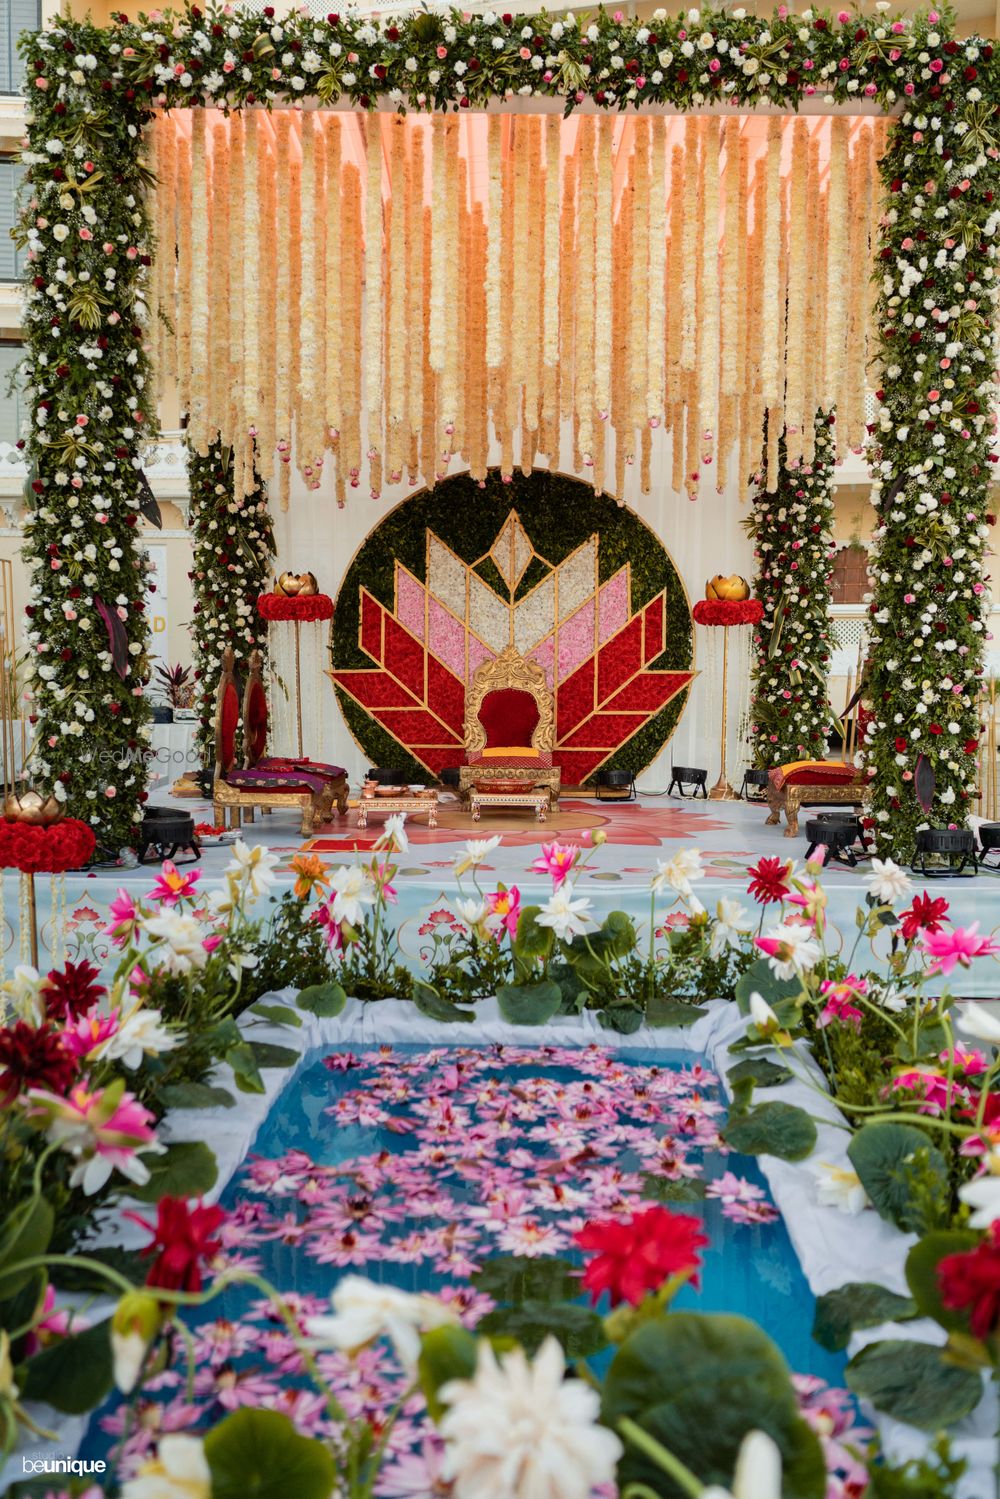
[459,765,561,805]
[212,774,349,838]
[765,780,869,839]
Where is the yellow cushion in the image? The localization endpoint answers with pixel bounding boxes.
[779,758,846,776]
[480,746,540,759]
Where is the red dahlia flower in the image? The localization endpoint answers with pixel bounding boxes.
[898,892,949,943]
[0,1020,77,1107]
[937,1226,1000,1341]
[747,856,792,906]
[42,959,105,1021]
[126,1195,226,1293]
[574,1204,708,1307]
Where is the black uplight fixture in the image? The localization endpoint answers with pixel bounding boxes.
[912,828,978,879]
[595,770,636,801]
[667,766,708,799]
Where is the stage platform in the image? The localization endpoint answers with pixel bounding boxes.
[21,789,1000,997]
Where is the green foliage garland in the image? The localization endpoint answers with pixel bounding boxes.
[862,78,997,857]
[332,469,692,782]
[17,26,157,850]
[188,437,275,763]
[747,411,836,767]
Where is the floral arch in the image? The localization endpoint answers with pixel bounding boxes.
[17,4,998,856]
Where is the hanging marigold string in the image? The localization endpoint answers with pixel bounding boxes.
[158,111,883,504]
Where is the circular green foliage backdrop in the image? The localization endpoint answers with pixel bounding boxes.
[332,470,693,783]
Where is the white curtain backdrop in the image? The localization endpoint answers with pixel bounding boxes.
[270,427,756,792]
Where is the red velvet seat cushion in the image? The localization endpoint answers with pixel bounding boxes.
[218,682,240,773]
[467,750,553,769]
[478,688,540,749]
[260,757,346,780]
[770,763,859,791]
[226,767,328,796]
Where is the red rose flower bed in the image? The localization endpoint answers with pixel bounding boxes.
[257,593,334,623]
[0,818,95,873]
[692,598,765,627]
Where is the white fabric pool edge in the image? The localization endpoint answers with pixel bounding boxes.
[6,994,995,1495]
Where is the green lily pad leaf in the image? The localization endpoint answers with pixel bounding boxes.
[812,1283,918,1353]
[227,1040,265,1094]
[497,980,562,1026]
[249,1002,302,1028]
[477,1300,608,1358]
[647,997,707,1029]
[905,1230,982,1335]
[297,982,348,1017]
[598,1006,644,1034]
[18,1317,113,1415]
[602,1311,826,1497]
[589,871,623,881]
[471,1256,581,1304]
[847,1122,949,1234]
[125,1140,218,1204]
[726,1057,793,1089]
[724,1101,817,1162]
[206,1407,337,1499]
[734,958,803,1015]
[418,1324,478,1422]
[413,980,475,1024]
[158,1082,236,1110]
[0,1194,53,1301]
[641,1175,707,1204]
[845,1339,984,1431]
[247,1042,300,1069]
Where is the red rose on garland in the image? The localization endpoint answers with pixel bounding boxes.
[574,1204,708,1307]
[0,818,95,873]
[257,593,334,623]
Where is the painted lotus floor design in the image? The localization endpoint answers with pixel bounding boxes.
[82,1045,868,1494]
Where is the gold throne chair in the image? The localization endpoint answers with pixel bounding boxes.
[458,645,561,805]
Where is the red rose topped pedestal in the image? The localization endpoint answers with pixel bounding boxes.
[0,793,96,966]
[692,595,765,801]
[257,584,335,760]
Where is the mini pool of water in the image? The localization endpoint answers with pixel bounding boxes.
[81,1042,862,1491]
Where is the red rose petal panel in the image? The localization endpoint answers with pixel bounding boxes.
[334,500,693,781]
[333,671,421,710]
[597,615,644,704]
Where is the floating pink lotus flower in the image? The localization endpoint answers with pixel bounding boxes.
[105,887,140,947]
[920,922,1000,976]
[486,884,521,939]
[890,1067,967,1117]
[817,977,866,1031]
[25,1080,161,1194]
[61,1007,121,1059]
[148,859,201,907]
[530,841,579,889]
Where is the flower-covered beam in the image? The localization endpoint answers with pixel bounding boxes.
[747,411,837,767]
[862,87,998,856]
[188,437,275,764]
[16,5,1000,852]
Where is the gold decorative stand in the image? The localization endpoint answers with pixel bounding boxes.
[708,624,738,802]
